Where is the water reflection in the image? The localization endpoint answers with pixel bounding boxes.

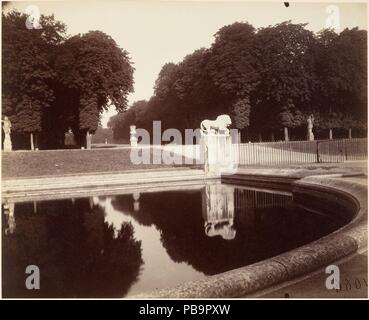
[202,184,236,240]
[3,201,15,235]
[2,198,143,298]
[133,192,140,212]
[2,184,347,298]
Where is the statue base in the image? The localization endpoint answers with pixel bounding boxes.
[201,132,237,175]
[3,134,12,152]
[130,138,138,148]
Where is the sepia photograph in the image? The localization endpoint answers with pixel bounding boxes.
[1,0,367,303]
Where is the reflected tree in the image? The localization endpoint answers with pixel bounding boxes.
[2,198,143,298]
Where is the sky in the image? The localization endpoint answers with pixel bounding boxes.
[4,0,367,127]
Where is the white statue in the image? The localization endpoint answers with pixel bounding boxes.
[200,114,232,135]
[200,114,237,175]
[307,114,314,141]
[2,116,12,151]
[130,125,138,147]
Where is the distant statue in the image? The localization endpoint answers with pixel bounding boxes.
[64,128,75,148]
[307,114,314,141]
[2,116,12,151]
[2,116,11,134]
[130,125,138,147]
[200,114,232,135]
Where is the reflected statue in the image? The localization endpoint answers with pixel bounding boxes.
[4,201,15,235]
[89,197,94,209]
[202,184,236,240]
[133,192,140,212]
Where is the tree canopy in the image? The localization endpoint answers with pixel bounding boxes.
[2,10,134,149]
[110,21,366,142]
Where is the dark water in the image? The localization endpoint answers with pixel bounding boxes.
[2,184,348,298]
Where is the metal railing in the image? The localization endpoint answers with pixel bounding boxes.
[235,188,291,210]
[238,138,367,166]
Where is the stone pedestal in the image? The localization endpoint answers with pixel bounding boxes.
[308,130,314,141]
[3,134,12,151]
[201,132,237,175]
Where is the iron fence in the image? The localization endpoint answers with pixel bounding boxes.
[238,138,367,166]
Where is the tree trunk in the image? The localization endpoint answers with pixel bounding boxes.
[258,133,262,142]
[34,132,39,150]
[284,127,289,142]
[329,128,333,140]
[271,131,275,142]
[348,128,352,139]
[30,132,34,150]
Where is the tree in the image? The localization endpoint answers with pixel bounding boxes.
[312,28,367,139]
[253,22,316,140]
[54,31,134,148]
[154,63,179,100]
[173,48,217,130]
[3,198,143,297]
[2,11,66,149]
[207,22,259,99]
[2,11,134,150]
[109,21,367,143]
[108,100,149,143]
[232,98,251,141]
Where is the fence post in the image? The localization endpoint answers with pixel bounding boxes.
[316,141,320,163]
[344,139,348,161]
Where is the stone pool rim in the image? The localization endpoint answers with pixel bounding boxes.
[131,172,367,298]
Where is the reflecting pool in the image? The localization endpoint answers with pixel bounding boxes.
[2,183,349,298]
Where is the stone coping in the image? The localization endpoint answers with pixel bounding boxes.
[131,172,367,298]
[1,169,218,201]
[3,165,363,198]
[1,166,192,180]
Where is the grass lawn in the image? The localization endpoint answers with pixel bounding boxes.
[2,148,200,179]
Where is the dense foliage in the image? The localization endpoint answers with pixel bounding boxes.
[109,21,366,142]
[2,11,134,149]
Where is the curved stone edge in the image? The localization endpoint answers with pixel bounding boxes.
[131,174,367,298]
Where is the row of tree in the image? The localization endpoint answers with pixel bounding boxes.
[109,21,367,143]
[2,10,134,149]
